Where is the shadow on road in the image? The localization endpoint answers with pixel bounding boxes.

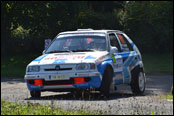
[1,75,172,101]
[25,91,145,101]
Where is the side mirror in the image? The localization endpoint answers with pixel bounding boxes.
[110,46,118,54]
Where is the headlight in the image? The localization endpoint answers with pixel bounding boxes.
[76,63,96,70]
[76,63,89,70]
[27,66,40,72]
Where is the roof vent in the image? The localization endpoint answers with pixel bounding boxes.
[77,28,93,31]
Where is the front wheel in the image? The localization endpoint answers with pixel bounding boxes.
[30,91,41,98]
[131,68,146,95]
[100,66,113,98]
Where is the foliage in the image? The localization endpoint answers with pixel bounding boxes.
[142,54,173,75]
[1,1,173,56]
[1,54,39,77]
[123,1,173,53]
[1,100,98,115]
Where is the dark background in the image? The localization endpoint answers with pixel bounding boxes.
[1,1,173,56]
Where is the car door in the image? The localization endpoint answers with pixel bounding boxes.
[115,33,136,84]
[108,33,124,85]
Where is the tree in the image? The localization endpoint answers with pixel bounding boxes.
[122,1,173,53]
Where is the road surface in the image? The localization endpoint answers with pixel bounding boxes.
[1,75,173,115]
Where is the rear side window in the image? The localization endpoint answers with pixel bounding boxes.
[117,33,133,52]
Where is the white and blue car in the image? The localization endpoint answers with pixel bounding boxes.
[25,29,146,98]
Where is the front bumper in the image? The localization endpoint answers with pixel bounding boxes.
[25,72,102,91]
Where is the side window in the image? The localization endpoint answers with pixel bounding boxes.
[117,33,133,52]
[109,33,121,52]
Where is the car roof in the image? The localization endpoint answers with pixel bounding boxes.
[58,29,123,35]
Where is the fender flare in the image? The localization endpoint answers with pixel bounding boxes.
[97,60,114,77]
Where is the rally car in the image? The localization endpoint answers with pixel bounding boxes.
[25,29,146,98]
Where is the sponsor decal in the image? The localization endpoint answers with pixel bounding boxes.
[113,55,123,72]
[44,55,85,60]
[112,56,116,63]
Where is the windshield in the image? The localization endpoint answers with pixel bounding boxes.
[45,35,107,53]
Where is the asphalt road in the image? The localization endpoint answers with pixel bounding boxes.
[1,75,173,115]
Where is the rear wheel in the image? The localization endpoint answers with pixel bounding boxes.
[100,66,113,98]
[30,91,41,98]
[131,68,146,95]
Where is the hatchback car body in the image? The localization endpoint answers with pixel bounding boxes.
[25,29,146,98]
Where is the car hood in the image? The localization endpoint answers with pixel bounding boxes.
[28,51,109,65]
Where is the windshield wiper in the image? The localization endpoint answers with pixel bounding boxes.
[47,50,72,53]
[72,49,96,52]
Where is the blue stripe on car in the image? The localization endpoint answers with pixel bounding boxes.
[130,42,134,47]
[123,51,135,83]
[84,55,96,60]
[53,59,67,64]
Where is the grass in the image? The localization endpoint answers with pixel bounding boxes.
[1,53,173,77]
[1,99,167,115]
[1,100,97,115]
[160,94,173,100]
[142,54,173,75]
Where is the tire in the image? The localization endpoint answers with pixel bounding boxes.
[130,67,146,95]
[30,91,41,98]
[100,66,113,98]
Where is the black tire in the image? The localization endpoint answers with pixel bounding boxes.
[130,67,146,95]
[100,66,113,98]
[30,91,41,98]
